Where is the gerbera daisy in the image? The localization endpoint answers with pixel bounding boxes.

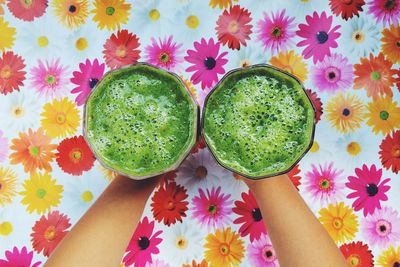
[184,38,228,90]
[247,234,279,267]
[7,0,47,21]
[381,25,400,64]
[123,216,162,267]
[365,96,400,135]
[0,18,16,52]
[209,0,234,9]
[353,53,395,99]
[380,130,400,173]
[377,246,400,267]
[182,259,209,267]
[305,89,323,123]
[346,164,391,216]
[158,170,177,188]
[31,210,71,257]
[0,246,41,267]
[30,58,69,99]
[192,186,233,230]
[287,164,301,190]
[215,5,253,50]
[0,51,26,95]
[20,172,63,214]
[204,227,244,267]
[91,0,131,30]
[98,164,117,182]
[9,128,57,174]
[368,0,400,25]
[145,36,183,71]
[103,29,141,70]
[318,202,359,244]
[70,58,105,106]
[329,0,365,20]
[150,181,188,226]
[269,50,308,82]
[0,167,18,206]
[296,11,341,63]
[335,130,373,167]
[0,130,7,162]
[256,9,295,54]
[233,191,267,242]
[52,0,89,29]
[339,241,374,267]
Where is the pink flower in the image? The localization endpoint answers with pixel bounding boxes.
[368,0,400,26]
[0,246,41,267]
[123,216,162,267]
[247,234,279,267]
[192,186,233,230]
[70,59,105,106]
[346,164,391,216]
[296,11,341,63]
[0,130,8,163]
[145,259,171,267]
[311,54,353,93]
[361,206,400,248]
[145,36,183,71]
[256,9,296,54]
[184,38,228,90]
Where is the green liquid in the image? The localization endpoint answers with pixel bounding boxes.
[85,64,197,177]
[203,66,314,178]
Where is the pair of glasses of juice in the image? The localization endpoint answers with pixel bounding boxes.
[83,63,316,180]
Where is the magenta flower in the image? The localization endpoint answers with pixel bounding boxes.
[256,9,296,54]
[0,246,41,267]
[0,130,8,163]
[123,216,163,267]
[296,11,341,63]
[368,0,400,26]
[184,38,228,90]
[192,186,233,230]
[346,164,391,216]
[247,234,279,267]
[70,59,105,106]
[145,36,183,71]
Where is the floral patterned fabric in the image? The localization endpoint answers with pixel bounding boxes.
[0,0,400,266]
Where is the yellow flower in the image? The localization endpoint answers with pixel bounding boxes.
[91,0,131,30]
[20,172,63,214]
[377,246,400,267]
[381,25,400,64]
[0,17,16,51]
[41,97,80,138]
[318,202,358,244]
[0,167,18,206]
[326,93,366,133]
[52,0,90,29]
[365,96,400,135]
[270,50,308,82]
[98,164,117,182]
[181,76,197,99]
[204,227,244,267]
[209,0,237,9]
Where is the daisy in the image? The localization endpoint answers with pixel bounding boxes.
[353,53,396,99]
[365,96,400,135]
[215,5,253,50]
[287,164,301,190]
[182,259,209,267]
[0,167,18,206]
[192,186,233,230]
[233,191,267,242]
[9,128,57,174]
[305,89,323,123]
[256,9,295,54]
[20,172,63,214]
[247,234,279,267]
[31,210,71,257]
[30,58,70,99]
[103,29,141,70]
[185,38,228,90]
[380,130,400,174]
[70,58,105,106]
[339,241,374,267]
[52,0,89,29]
[209,0,234,9]
[7,0,47,21]
[145,259,171,267]
[377,246,400,267]
[145,36,183,71]
[269,50,308,82]
[329,0,365,20]
[91,0,131,31]
[0,130,7,162]
[368,0,400,25]
[0,51,26,95]
[228,43,264,69]
[0,18,15,52]
[0,246,41,267]
[346,164,391,216]
[311,54,353,93]
[318,202,359,244]
[296,11,341,63]
[381,25,400,64]
[204,227,244,266]
[123,216,162,267]
[0,220,13,237]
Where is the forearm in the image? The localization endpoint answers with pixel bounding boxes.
[44,175,159,267]
[248,174,346,267]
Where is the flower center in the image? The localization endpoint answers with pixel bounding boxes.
[159,52,170,63]
[75,37,88,51]
[396,41,400,47]
[325,67,340,83]
[68,4,76,13]
[29,146,40,157]
[319,178,331,190]
[342,108,351,116]
[56,112,66,124]
[332,217,343,230]
[261,245,276,262]
[37,36,49,48]
[0,221,13,236]
[272,27,282,38]
[208,204,217,215]
[165,198,175,210]
[45,74,57,85]
[195,165,208,178]
[148,9,160,21]
[0,66,11,79]
[204,57,216,70]
[370,71,381,81]
[394,262,400,267]
[385,0,396,10]
[376,219,391,236]
[392,146,400,158]
[36,188,47,199]
[228,20,239,34]
[89,78,99,89]
[81,190,93,203]
[175,236,188,249]
[380,110,389,120]
[138,236,150,250]
[352,31,365,44]
[219,243,230,256]
[186,15,199,29]
[310,141,319,152]
[366,183,378,196]
[11,106,24,118]
[251,208,262,222]
[106,6,115,16]
[347,142,361,156]
[116,45,127,58]
[240,59,251,68]
[316,31,329,44]
[69,149,82,163]
[347,254,361,266]
[44,225,56,241]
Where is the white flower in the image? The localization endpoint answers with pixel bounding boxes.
[226,44,265,70]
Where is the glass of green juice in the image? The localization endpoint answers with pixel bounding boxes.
[83,63,199,180]
[202,64,316,180]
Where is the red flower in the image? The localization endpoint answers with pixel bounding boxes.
[56,135,96,176]
[158,170,177,187]
[103,29,141,69]
[30,211,71,257]
[395,69,400,92]
[151,182,189,226]
[0,51,26,95]
[7,0,47,21]
[306,89,323,123]
[380,130,400,174]
[287,164,301,190]
[215,5,253,50]
[233,190,267,241]
[329,0,365,20]
[191,135,206,154]
[339,241,374,267]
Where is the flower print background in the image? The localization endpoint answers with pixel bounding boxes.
[0,0,400,266]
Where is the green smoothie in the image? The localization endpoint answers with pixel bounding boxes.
[84,64,198,178]
[203,65,315,179]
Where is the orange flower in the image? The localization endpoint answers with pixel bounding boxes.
[10,128,57,174]
[381,25,400,64]
[353,53,395,99]
[182,259,209,267]
[0,0,5,15]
